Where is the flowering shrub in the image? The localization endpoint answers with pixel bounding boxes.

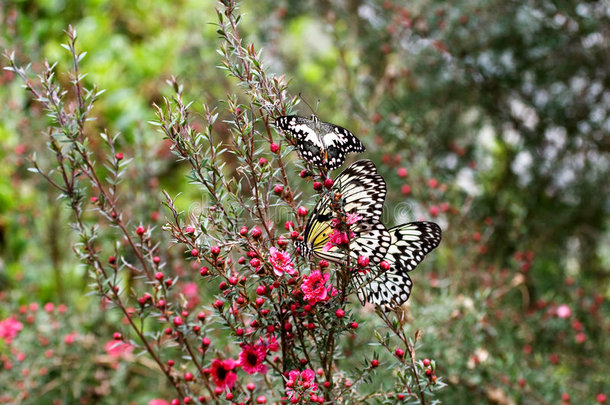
[3,1,445,403]
[0,301,160,403]
[2,0,608,404]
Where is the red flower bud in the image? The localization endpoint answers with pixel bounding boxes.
[251,227,262,238]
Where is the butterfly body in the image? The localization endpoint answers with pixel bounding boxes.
[275,115,365,170]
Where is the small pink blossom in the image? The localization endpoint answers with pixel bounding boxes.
[258,334,280,352]
[264,334,280,352]
[301,271,332,305]
[556,304,571,319]
[322,242,335,252]
[239,343,268,375]
[0,317,23,344]
[322,229,354,252]
[64,332,78,344]
[269,247,296,277]
[286,368,318,399]
[182,282,200,309]
[330,229,351,245]
[105,340,134,357]
[346,213,363,225]
[210,358,238,389]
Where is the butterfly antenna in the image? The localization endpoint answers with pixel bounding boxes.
[298,93,318,117]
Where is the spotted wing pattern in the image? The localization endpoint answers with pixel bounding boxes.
[275,115,365,170]
[297,160,389,265]
[309,218,391,265]
[355,222,442,310]
[313,159,386,222]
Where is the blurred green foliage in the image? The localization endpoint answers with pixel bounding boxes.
[1,0,608,403]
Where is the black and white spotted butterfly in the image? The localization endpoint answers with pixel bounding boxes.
[295,160,390,265]
[295,159,442,310]
[275,115,365,170]
[354,222,442,310]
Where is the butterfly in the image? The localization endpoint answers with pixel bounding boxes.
[296,159,442,310]
[354,222,442,310]
[295,160,390,265]
[275,115,365,170]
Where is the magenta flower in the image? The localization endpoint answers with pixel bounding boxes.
[266,334,280,352]
[269,247,296,277]
[238,343,269,375]
[105,340,134,358]
[210,358,238,389]
[301,270,331,305]
[323,229,355,252]
[64,331,78,344]
[182,282,200,309]
[258,333,280,353]
[0,317,23,344]
[346,213,363,225]
[286,368,318,399]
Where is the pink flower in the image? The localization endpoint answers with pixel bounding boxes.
[258,334,280,353]
[148,400,169,405]
[182,282,200,309]
[346,213,363,225]
[0,317,23,344]
[322,229,354,252]
[286,368,318,399]
[556,304,571,318]
[301,271,332,305]
[265,334,280,352]
[64,332,78,344]
[331,230,351,245]
[210,358,238,389]
[269,247,296,277]
[238,343,268,375]
[105,340,134,358]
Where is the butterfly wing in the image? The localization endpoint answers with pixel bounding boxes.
[319,122,366,170]
[310,218,391,265]
[317,159,386,222]
[275,115,326,167]
[355,222,442,310]
[275,115,365,169]
[299,160,389,264]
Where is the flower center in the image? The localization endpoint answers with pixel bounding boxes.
[247,352,259,366]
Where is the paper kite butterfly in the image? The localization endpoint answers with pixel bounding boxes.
[275,114,365,170]
[295,160,390,265]
[295,159,442,310]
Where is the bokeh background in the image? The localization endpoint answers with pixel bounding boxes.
[1,0,608,403]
